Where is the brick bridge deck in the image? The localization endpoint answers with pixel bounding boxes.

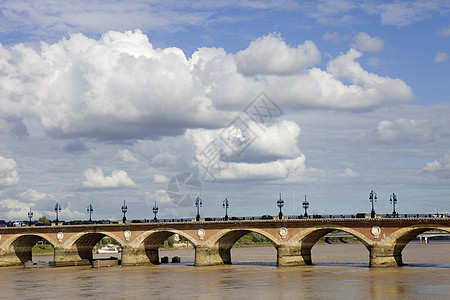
[1,217,449,267]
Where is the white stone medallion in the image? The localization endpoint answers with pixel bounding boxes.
[124,230,131,241]
[197,229,205,240]
[57,232,64,243]
[279,227,288,239]
[371,226,381,239]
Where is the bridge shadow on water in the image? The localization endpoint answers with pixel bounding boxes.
[228,261,276,267]
[313,262,369,268]
[402,263,450,269]
[155,261,450,269]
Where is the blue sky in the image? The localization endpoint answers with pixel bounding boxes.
[0,0,449,221]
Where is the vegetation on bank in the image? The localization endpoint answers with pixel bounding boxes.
[38,216,50,225]
[32,243,53,254]
[234,232,271,247]
[318,236,357,244]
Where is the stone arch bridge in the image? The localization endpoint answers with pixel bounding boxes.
[1,218,449,268]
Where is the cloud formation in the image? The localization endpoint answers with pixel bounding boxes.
[0,156,20,187]
[118,149,139,163]
[375,118,434,144]
[236,33,321,75]
[374,117,450,144]
[19,189,52,202]
[340,168,360,178]
[373,1,450,27]
[325,49,413,109]
[424,152,450,176]
[82,167,136,188]
[0,30,414,142]
[351,32,384,52]
[187,119,316,182]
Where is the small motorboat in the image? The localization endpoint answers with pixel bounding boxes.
[97,244,119,254]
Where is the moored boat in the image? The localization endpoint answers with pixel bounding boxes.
[97,244,119,254]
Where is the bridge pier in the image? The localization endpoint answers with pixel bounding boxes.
[277,245,309,266]
[194,245,225,266]
[145,248,160,264]
[369,245,402,267]
[121,246,151,266]
[0,249,25,267]
[54,247,90,266]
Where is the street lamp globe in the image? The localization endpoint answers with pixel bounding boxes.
[369,190,377,218]
[152,201,159,222]
[277,193,284,219]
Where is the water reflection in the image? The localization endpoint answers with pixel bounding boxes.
[2,242,450,299]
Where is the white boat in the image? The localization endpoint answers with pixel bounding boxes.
[97,244,120,254]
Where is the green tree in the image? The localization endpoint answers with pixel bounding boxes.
[39,216,50,224]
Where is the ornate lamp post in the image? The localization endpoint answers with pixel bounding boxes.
[369,190,377,218]
[390,193,398,217]
[28,207,33,226]
[223,198,229,221]
[54,203,61,225]
[152,201,158,222]
[121,200,128,223]
[87,204,93,223]
[277,193,284,219]
[302,195,309,218]
[195,197,202,221]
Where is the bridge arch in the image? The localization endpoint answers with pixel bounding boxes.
[63,231,124,249]
[384,224,450,266]
[61,231,125,263]
[285,225,373,265]
[132,228,199,264]
[1,233,56,265]
[204,227,280,265]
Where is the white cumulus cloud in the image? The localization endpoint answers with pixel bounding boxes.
[188,119,302,163]
[187,120,314,182]
[236,33,321,75]
[0,30,414,143]
[145,189,171,205]
[351,32,384,52]
[424,152,450,174]
[153,174,168,184]
[325,49,413,109]
[0,198,33,220]
[118,149,139,163]
[218,155,307,181]
[82,167,136,188]
[340,168,360,178]
[0,156,20,187]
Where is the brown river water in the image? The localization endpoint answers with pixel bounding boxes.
[1,241,449,299]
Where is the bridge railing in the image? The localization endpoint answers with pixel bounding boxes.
[2,213,449,227]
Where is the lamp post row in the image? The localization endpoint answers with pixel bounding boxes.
[29,191,399,224]
[369,190,399,218]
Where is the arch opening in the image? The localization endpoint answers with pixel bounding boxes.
[73,233,122,264]
[142,231,196,265]
[397,227,450,266]
[10,235,55,265]
[215,230,277,265]
[298,229,370,267]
